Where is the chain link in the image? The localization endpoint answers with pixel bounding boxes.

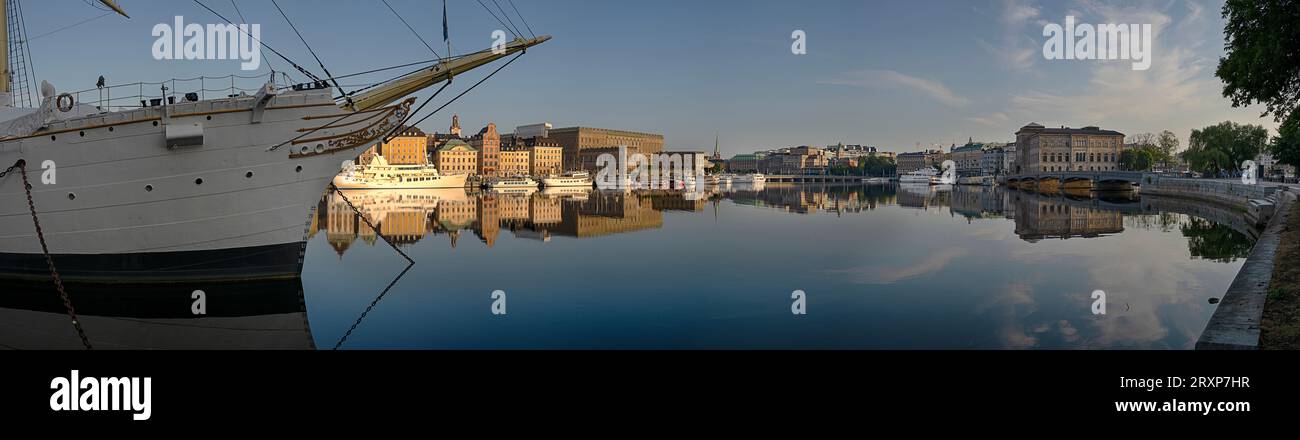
[6,159,93,349]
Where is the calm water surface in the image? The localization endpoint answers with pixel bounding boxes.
[299,183,1253,349]
[0,183,1255,349]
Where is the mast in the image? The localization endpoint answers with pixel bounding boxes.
[1,0,10,98]
[0,0,126,105]
[343,35,550,112]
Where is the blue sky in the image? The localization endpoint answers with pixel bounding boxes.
[15,0,1275,155]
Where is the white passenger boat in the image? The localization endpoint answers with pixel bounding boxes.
[899,168,941,184]
[334,156,468,189]
[541,171,593,187]
[732,173,766,184]
[487,176,539,194]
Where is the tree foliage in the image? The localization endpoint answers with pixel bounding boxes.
[1185,121,1269,174]
[1218,0,1300,167]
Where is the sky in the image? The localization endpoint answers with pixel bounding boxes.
[12,0,1279,156]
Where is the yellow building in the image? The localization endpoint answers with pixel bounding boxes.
[499,150,531,176]
[380,126,429,165]
[530,145,563,176]
[433,139,478,175]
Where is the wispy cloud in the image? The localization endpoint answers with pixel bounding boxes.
[826,248,969,284]
[821,70,970,107]
[980,0,1043,71]
[967,112,1012,127]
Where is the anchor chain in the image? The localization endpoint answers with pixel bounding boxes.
[4,159,92,349]
[329,183,414,263]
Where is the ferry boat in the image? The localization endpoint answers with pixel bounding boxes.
[705,174,731,186]
[486,176,539,193]
[898,168,941,184]
[333,156,468,189]
[541,171,593,187]
[732,173,766,184]
[0,0,550,281]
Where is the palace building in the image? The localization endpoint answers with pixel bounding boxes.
[1014,123,1125,174]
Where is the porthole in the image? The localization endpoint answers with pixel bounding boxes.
[79,131,85,137]
[245,171,254,178]
[153,121,159,126]
[315,144,325,153]
[300,145,309,154]
[206,115,212,120]
[295,165,303,173]
[67,193,76,200]
[108,127,114,132]
[50,135,56,141]
[195,178,204,185]
[145,185,153,192]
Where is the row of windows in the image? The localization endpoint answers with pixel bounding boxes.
[1041,166,1118,171]
[1041,152,1117,163]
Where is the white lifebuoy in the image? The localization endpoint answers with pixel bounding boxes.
[56,93,75,112]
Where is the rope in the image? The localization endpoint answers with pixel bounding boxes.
[192,0,322,83]
[3,159,92,349]
[228,0,277,73]
[490,0,525,40]
[381,80,452,144]
[395,51,526,137]
[506,0,537,39]
[381,0,441,59]
[476,0,519,39]
[270,0,351,104]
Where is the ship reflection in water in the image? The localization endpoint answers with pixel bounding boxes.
[3,183,1257,349]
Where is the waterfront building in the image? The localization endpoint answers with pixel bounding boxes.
[547,126,664,171]
[1001,142,1017,175]
[358,145,380,166]
[896,149,945,174]
[529,144,564,176]
[950,139,985,177]
[981,146,1007,176]
[728,153,766,173]
[379,126,428,165]
[1014,123,1124,174]
[470,123,502,177]
[433,139,478,176]
[499,150,530,176]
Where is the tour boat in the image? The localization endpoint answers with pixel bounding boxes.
[487,176,539,193]
[898,168,941,184]
[333,156,468,189]
[732,173,766,184]
[541,171,593,187]
[0,0,550,281]
[704,174,730,185]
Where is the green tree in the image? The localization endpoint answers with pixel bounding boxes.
[1156,130,1180,163]
[1186,121,1269,174]
[1274,114,1300,170]
[1218,0,1300,167]
[1119,147,1156,171]
[1217,0,1300,123]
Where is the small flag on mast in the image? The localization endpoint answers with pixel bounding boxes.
[442,0,449,42]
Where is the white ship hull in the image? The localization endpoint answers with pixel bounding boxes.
[0,89,416,281]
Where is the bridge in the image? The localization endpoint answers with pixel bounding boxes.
[1006,171,1146,192]
[763,175,891,183]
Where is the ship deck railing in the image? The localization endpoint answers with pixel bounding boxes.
[60,71,312,113]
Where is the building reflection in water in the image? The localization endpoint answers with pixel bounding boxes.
[309,182,1256,254]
